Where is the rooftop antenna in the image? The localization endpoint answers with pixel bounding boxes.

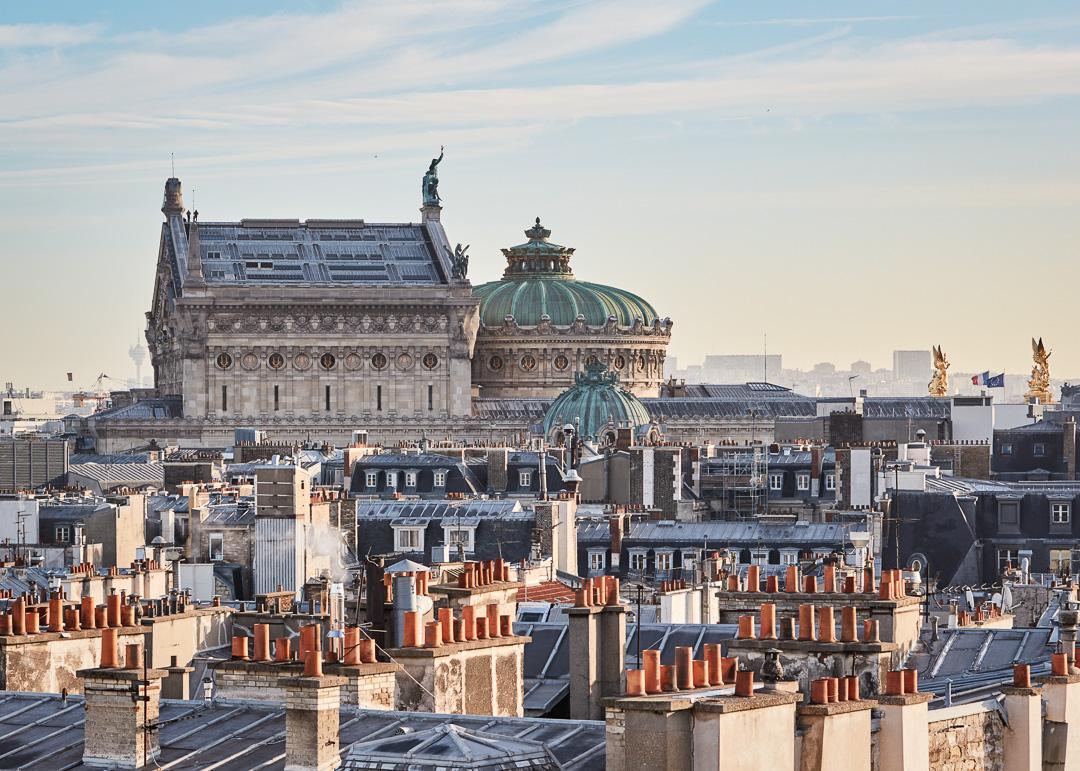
[763,331,768,383]
[170,152,175,177]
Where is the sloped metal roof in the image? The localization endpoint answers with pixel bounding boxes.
[622,520,854,545]
[357,500,525,520]
[0,695,605,770]
[194,220,447,285]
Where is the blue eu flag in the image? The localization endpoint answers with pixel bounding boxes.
[985,372,1005,388]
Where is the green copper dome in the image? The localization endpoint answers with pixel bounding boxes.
[542,362,653,440]
[473,218,660,327]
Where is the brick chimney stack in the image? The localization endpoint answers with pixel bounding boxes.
[281,662,347,771]
[79,640,166,768]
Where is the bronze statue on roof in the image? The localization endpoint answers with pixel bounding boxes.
[422,146,444,206]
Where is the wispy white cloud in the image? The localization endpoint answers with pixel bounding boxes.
[0,22,102,48]
[710,16,916,28]
[4,5,1080,188]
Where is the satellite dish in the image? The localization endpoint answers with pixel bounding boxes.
[1002,585,1013,611]
[909,558,923,574]
[163,547,185,562]
[1021,557,1030,573]
[991,592,1003,607]
[964,589,975,610]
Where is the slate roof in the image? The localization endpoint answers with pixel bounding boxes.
[0,695,605,770]
[582,520,858,546]
[36,502,112,521]
[202,499,256,526]
[68,462,164,486]
[90,396,182,422]
[356,500,526,520]
[642,397,816,419]
[70,453,151,464]
[194,220,448,285]
[912,626,1054,705]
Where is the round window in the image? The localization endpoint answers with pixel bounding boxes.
[553,354,569,371]
[489,355,504,371]
[371,352,388,370]
[268,352,285,370]
[520,354,537,371]
[613,355,626,370]
[216,352,233,370]
[320,353,336,370]
[422,353,439,370]
[585,354,599,366]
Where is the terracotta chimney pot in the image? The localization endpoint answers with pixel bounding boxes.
[760,603,777,640]
[424,621,442,648]
[840,606,857,642]
[626,669,645,696]
[818,606,836,643]
[125,643,143,670]
[734,669,754,697]
[643,649,661,694]
[1013,663,1031,688]
[703,643,722,686]
[100,627,119,668]
[798,604,816,642]
[231,635,249,660]
[274,638,292,662]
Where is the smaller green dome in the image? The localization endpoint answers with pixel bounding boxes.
[543,362,653,440]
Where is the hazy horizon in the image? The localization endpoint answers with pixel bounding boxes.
[3,1,1080,390]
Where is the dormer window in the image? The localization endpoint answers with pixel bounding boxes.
[405,471,417,488]
[385,472,397,490]
[519,471,532,488]
[365,471,378,488]
[433,471,447,488]
[394,526,424,552]
[796,474,810,491]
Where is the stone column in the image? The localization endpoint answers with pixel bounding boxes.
[161,658,194,701]
[568,606,602,720]
[797,700,873,771]
[600,604,627,700]
[282,674,347,771]
[1001,682,1041,771]
[1042,672,1080,771]
[876,692,932,771]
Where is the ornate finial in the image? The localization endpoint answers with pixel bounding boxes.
[525,217,551,241]
[928,345,949,397]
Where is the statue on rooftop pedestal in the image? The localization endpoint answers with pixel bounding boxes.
[422,146,444,206]
[928,345,949,397]
[450,243,470,280]
[1026,337,1053,404]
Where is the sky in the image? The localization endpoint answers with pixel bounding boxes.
[2,1,1080,390]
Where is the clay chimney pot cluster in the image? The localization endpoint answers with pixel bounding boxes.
[810,675,861,704]
[457,559,510,589]
[573,576,622,609]
[402,602,514,649]
[628,643,730,696]
[884,668,919,696]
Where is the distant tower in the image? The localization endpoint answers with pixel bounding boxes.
[129,332,147,387]
[162,177,185,216]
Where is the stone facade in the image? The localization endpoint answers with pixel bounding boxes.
[389,636,527,716]
[927,705,1005,771]
[0,627,147,695]
[146,179,480,425]
[472,319,671,399]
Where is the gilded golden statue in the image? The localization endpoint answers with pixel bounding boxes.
[1025,337,1053,403]
[928,345,949,397]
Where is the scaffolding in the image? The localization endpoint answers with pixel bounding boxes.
[701,444,768,520]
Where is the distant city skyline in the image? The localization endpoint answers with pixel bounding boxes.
[4,1,1080,389]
